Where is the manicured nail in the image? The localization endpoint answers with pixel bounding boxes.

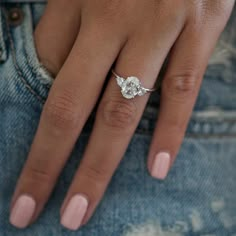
[61,194,88,231]
[151,152,170,180]
[10,195,36,228]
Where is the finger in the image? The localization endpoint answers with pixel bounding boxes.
[9,25,122,229]
[147,20,231,180]
[60,20,184,230]
[34,0,81,76]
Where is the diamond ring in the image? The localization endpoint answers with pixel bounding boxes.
[112,70,157,99]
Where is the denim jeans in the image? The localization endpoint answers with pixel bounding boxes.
[0,2,236,236]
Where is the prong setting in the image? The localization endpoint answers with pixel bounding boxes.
[113,70,156,99]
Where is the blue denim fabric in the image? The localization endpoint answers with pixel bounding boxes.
[0,2,236,236]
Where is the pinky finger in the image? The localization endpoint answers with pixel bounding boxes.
[147,22,227,180]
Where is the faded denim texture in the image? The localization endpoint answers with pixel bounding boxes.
[0,2,236,236]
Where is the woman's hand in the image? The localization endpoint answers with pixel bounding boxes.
[9,0,234,230]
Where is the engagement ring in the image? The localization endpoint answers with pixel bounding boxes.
[112,70,157,99]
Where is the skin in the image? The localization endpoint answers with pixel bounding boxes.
[9,0,235,230]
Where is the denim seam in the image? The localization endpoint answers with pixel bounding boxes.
[22,4,51,90]
[3,8,45,104]
[134,130,236,138]
[143,104,236,121]
[0,7,7,62]
[142,112,236,123]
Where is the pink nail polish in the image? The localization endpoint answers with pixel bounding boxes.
[151,152,170,180]
[9,195,36,228]
[61,194,88,231]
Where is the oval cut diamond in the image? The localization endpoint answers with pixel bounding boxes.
[121,76,141,99]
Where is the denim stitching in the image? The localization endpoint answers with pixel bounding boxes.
[21,31,51,89]
[142,107,236,122]
[3,8,45,104]
[0,7,7,63]
[21,4,51,89]
[133,130,236,138]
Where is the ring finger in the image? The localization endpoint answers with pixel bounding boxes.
[60,22,184,230]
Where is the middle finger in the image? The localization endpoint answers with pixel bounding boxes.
[60,19,184,230]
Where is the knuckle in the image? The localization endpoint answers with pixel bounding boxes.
[203,0,233,17]
[99,99,137,130]
[44,90,80,131]
[165,116,188,133]
[75,164,111,203]
[25,165,52,185]
[99,0,128,18]
[162,73,199,102]
[80,164,110,185]
[187,0,233,27]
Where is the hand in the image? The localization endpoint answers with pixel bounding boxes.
[9,0,234,231]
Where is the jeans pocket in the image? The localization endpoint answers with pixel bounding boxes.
[2,3,53,103]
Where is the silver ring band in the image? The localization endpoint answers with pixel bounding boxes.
[112,70,157,99]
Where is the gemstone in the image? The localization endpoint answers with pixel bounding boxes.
[137,87,147,96]
[116,76,125,87]
[121,76,141,99]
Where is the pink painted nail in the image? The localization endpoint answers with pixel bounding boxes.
[9,195,36,228]
[151,152,170,180]
[61,194,88,231]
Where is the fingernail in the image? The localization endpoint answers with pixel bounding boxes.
[61,194,88,231]
[10,195,36,228]
[151,152,170,180]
